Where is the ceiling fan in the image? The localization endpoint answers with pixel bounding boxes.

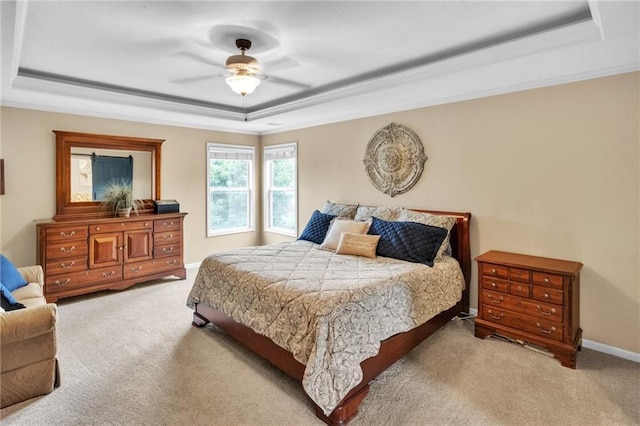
[225,38,261,96]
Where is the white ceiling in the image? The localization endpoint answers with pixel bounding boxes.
[1,1,638,135]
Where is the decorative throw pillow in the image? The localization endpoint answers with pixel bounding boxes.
[298,210,338,244]
[0,254,28,292]
[320,219,371,251]
[321,201,358,219]
[336,233,381,258]
[0,283,25,311]
[397,209,456,261]
[354,205,402,221]
[368,217,448,266]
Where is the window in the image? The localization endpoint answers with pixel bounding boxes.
[264,143,297,236]
[207,143,255,236]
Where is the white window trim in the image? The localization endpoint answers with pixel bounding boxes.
[207,143,255,237]
[264,142,297,237]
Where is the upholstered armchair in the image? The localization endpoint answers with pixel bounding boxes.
[0,265,60,408]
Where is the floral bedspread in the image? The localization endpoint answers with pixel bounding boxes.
[186,240,464,415]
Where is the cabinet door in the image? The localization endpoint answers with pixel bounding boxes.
[125,229,153,263]
[90,233,123,268]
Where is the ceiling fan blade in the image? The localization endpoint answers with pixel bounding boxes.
[175,51,225,69]
[262,75,311,90]
[171,74,216,84]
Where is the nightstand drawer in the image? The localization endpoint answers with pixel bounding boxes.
[483,291,563,323]
[532,271,563,288]
[510,267,530,283]
[509,282,531,297]
[482,277,509,293]
[532,286,563,305]
[482,263,508,279]
[481,307,564,342]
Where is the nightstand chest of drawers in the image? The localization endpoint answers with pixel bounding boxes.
[474,250,583,368]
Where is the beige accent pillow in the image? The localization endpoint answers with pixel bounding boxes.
[320,219,371,251]
[336,233,381,258]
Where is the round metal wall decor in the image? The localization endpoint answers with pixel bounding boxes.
[363,123,427,197]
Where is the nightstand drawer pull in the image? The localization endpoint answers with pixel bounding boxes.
[536,323,556,334]
[60,261,75,269]
[55,278,71,286]
[487,310,503,320]
[60,246,76,253]
[537,305,556,316]
[163,221,174,227]
[130,266,143,273]
[102,271,116,278]
[166,259,177,265]
[162,247,174,253]
[163,234,174,240]
[488,294,504,304]
[59,230,76,238]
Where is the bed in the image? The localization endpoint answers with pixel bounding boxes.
[188,207,471,425]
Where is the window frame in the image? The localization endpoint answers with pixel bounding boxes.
[206,143,255,237]
[263,142,298,237]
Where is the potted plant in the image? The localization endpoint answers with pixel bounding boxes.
[100,180,142,217]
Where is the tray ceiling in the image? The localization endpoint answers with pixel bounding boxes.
[1,1,638,134]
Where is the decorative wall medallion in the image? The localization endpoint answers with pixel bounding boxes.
[363,123,427,197]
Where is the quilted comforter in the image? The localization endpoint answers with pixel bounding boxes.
[186,240,465,415]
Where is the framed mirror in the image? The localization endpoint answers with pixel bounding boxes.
[54,130,163,219]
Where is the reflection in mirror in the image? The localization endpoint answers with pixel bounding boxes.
[70,148,152,202]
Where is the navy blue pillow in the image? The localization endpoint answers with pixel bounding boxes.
[1,254,27,291]
[368,217,448,266]
[1,283,25,311]
[299,210,337,244]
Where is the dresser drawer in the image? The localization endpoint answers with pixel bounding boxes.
[45,266,122,294]
[154,230,182,245]
[154,218,182,232]
[532,271,564,288]
[483,290,563,323]
[481,263,508,279]
[509,282,531,297]
[45,226,88,242]
[46,240,89,259]
[123,255,183,280]
[532,286,563,305]
[154,243,182,259]
[482,277,509,293]
[510,267,530,283]
[481,307,564,342]
[90,220,153,234]
[46,256,88,275]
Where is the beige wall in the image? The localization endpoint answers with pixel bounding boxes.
[263,72,640,354]
[0,108,261,269]
[1,72,638,354]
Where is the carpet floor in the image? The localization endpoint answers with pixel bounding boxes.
[1,268,638,425]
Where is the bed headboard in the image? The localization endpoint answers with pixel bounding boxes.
[412,209,472,313]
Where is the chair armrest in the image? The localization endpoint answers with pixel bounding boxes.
[0,304,57,345]
[18,265,44,285]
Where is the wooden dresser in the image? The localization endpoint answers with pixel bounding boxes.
[36,212,187,302]
[474,250,583,368]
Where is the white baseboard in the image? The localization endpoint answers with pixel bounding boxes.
[185,262,201,270]
[466,308,639,363]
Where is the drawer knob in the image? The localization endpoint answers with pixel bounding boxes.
[488,294,504,304]
[536,305,556,316]
[491,269,497,274]
[487,309,503,321]
[536,323,556,334]
[96,226,101,231]
[544,293,550,299]
[544,277,550,283]
[491,282,497,287]
[60,261,75,269]
[59,230,76,238]
[60,246,76,253]
[54,278,71,286]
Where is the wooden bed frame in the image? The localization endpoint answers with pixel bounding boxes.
[192,210,472,425]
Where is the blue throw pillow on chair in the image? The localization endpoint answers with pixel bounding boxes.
[1,254,28,292]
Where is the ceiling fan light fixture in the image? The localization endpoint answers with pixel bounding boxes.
[226,73,261,96]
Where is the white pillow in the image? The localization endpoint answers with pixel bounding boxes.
[320,219,371,251]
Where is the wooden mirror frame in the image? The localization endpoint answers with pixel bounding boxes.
[54,130,163,220]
